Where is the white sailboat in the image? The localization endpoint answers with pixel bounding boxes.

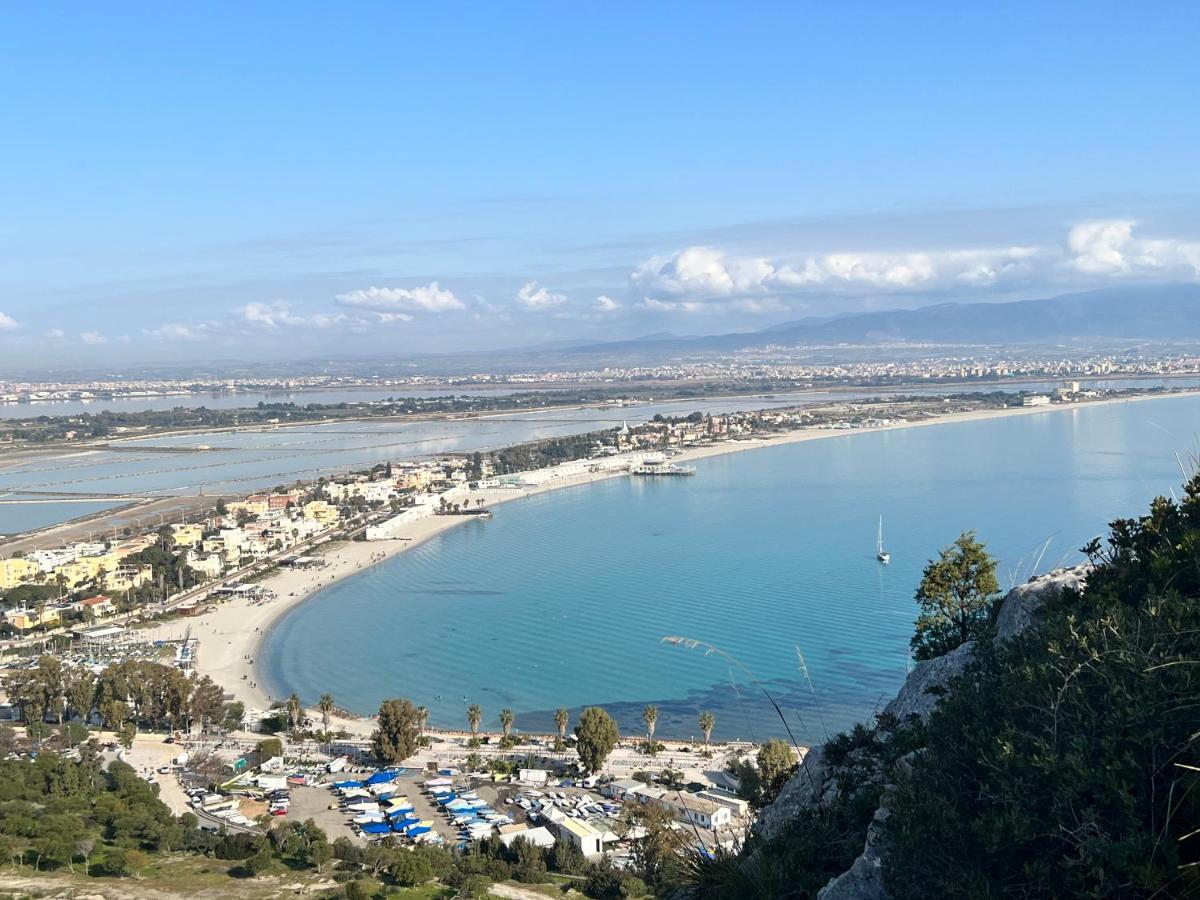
[876,516,891,564]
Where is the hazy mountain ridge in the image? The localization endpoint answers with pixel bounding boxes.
[553,284,1200,357]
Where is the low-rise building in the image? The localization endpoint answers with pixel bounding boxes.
[302,500,340,526]
[658,792,733,829]
[4,606,61,631]
[547,814,605,858]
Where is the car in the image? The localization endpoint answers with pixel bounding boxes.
[270,807,288,816]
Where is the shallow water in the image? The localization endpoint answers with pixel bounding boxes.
[260,393,1200,743]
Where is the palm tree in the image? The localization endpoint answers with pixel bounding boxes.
[416,705,429,736]
[499,708,514,738]
[554,708,569,741]
[467,703,482,739]
[698,711,715,751]
[286,693,303,732]
[318,693,335,733]
[643,704,658,745]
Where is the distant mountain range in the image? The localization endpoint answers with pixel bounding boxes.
[553,284,1200,356]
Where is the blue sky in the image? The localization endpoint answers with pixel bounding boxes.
[1,2,1198,365]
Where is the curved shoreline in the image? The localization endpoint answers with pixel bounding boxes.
[168,389,1198,722]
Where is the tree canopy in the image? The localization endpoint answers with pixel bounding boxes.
[371,698,421,763]
[574,707,619,774]
[910,530,999,660]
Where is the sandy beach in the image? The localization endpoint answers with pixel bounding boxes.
[154,389,1196,720]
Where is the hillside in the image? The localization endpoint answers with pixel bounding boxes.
[552,284,1200,358]
[672,477,1200,898]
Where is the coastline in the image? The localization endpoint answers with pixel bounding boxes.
[165,388,1198,722]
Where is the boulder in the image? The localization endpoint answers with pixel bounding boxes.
[993,564,1089,643]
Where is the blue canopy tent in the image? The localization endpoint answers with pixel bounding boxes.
[360,822,391,835]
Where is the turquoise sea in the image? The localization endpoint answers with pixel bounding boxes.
[260,395,1200,744]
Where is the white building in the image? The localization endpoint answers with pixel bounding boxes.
[657,793,732,830]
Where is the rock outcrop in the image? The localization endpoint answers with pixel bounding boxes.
[993,563,1089,642]
[754,564,1091,899]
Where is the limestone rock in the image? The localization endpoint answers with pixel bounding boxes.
[881,640,975,723]
[993,563,1090,642]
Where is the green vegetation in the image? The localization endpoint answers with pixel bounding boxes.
[575,706,620,774]
[7,657,230,737]
[910,530,999,660]
[729,739,798,808]
[370,697,422,763]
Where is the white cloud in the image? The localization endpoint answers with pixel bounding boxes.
[517,281,566,309]
[335,282,464,313]
[151,322,212,341]
[1067,220,1200,277]
[633,246,777,298]
[0,312,17,331]
[240,302,345,329]
[44,328,64,339]
[594,295,621,312]
[634,244,1039,304]
[79,331,106,345]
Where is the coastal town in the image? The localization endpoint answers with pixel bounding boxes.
[0,380,1194,895]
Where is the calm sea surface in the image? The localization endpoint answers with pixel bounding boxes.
[260,394,1200,744]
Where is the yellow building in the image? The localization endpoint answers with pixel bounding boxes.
[0,557,36,590]
[302,500,340,527]
[55,551,128,589]
[4,606,61,631]
[104,563,153,593]
[170,523,205,548]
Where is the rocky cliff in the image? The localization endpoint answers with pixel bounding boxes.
[755,564,1091,899]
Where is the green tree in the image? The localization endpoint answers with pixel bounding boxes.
[256,737,284,762]
[499,707,514,738]
[554,708,569,741]
[698,711,715,751]
[575,707,619,774]
[370,698,421,763]
[911,531,999,660]
[466,703,483,740]
[755,739,797,802]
